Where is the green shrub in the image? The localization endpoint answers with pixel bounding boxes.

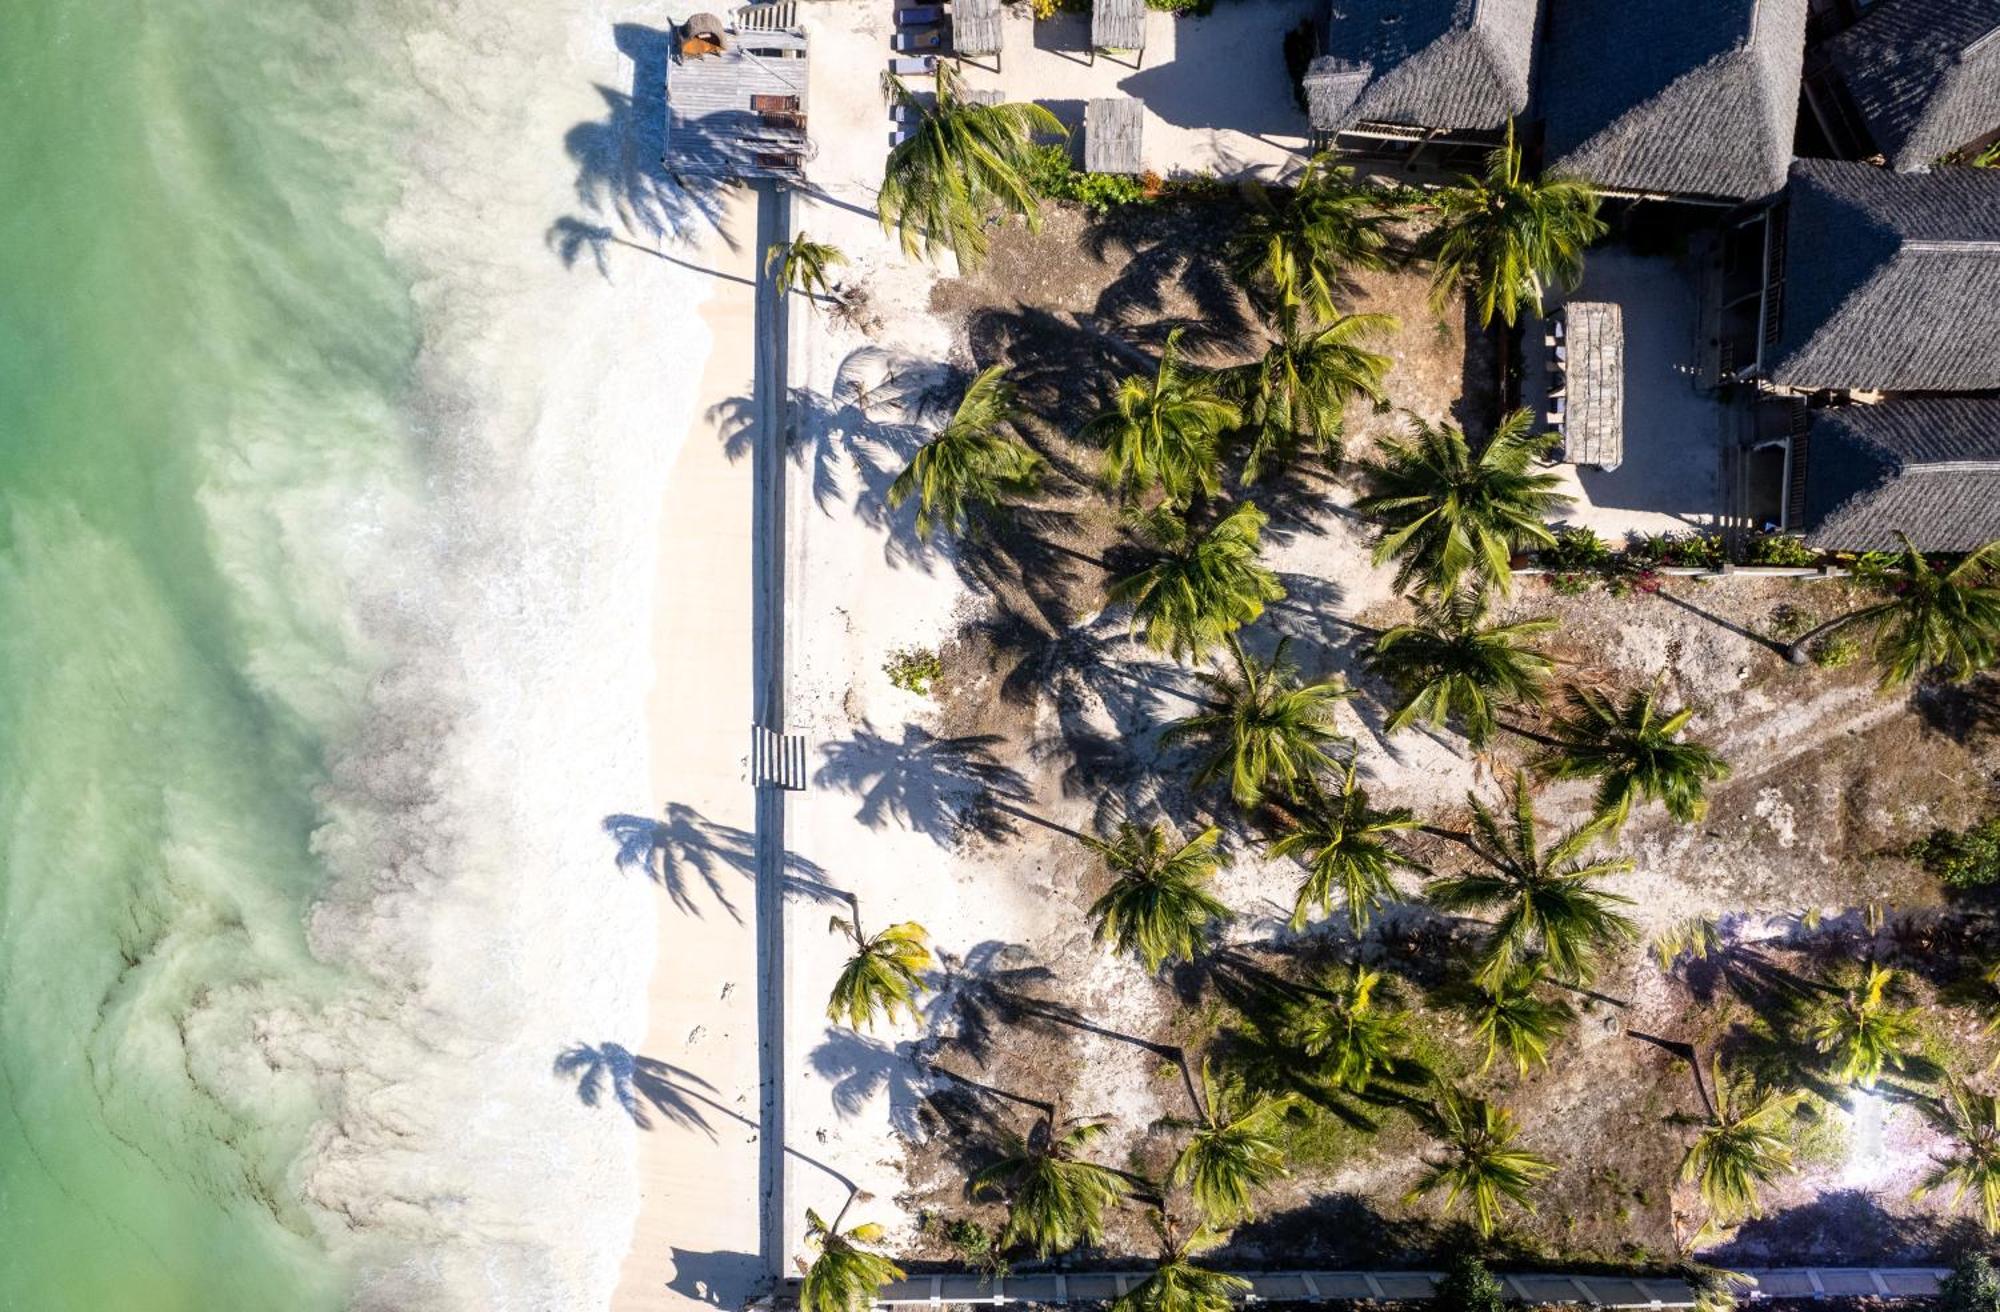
[1910,817,2000,889]
[1940,1253,2000,1312]
[1766,602,1811,641]
[884,645,944,695]
[1810,635,1858,668]
[1631,531,1728,570]
[944,1217,1007,1276]
[1433,1255,1506,1312]
[1744,533,1819,568]
[1541,525,1613,573]
[1023,144,1148,212]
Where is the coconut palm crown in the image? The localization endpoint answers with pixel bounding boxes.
[887,364,1046,538]
[1107,502,1286,663]
[1426,770,1637,985]
[1534,682,1732,826]
[1367,589,1557,749]
[801,1206,907,1312]
[1916,1080,2000,1233]
[1408,1083,1556,1236]
[1421,120,1606,328]
[1114,1214,1252,1312]
[1164,635,1354,810]
[1084,821,1233,972]
[1680,1060,1804,1232]
[1354,408,1571,598]
[1081,328,1241,507]
[826,913,933,1030]
[1786,534,2000,686]
[1270,761,1423,932]
[1806,962,1921,1087]
[878,63,1065,269]
[768,232,848,305]
[969,1114,1132,1255]
[1459,958,1576,1076]
[1228,307,1396,485]
[1230,155,1396,320]
[1170,1065,1299,1225]
[1289,964,1409,1092]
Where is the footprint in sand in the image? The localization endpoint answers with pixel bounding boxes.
[687,1024,707,1046]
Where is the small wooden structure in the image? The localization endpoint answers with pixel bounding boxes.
[1559,302,1625,471]
[1091,0,1146,64]
[1084,98,1143,174]
[954,0,1004,68]
[666,4,811,183]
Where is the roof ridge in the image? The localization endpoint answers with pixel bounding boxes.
[1964,22,2000,58]
[1903,239,2000,254]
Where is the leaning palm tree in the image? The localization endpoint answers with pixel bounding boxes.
[1108,502,1286,662]
[801,1205,907,1312]
[969,1114,1132,1255]
[826,909,933,1030]
[1081,329,1241,507]
[767,232,848,306]
[1421,120,1606,328]
[1534,682,1732,826]
[1805,962,1921,1087]
[1354,408,1571,597]
[1784,535,2000,686]
[1170,1065,1299,1225]
[1228,307,1396,485]
[1426,770,1638,985]
[1164,635,1353,810]
[1271,762,1423,932]
[1231,155,1397,319]
[887,365,1045,538]
[878,63,1065,269]
[1367,589,1557,749]
[1289,964,1409,1093]
[1083,821,1233,972]
[1915,1080,2000,1233]
[1408,1083,1556,1236]
[1459,958,1577,1076]
[1680,1060,1804,1231]
[1115,1213,1252,1312]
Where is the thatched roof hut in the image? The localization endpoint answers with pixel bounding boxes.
[1802,398,2000,550]
[1304,0,1537,136]
[1821,0,2000,171]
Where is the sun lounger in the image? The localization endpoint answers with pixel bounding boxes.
[889,54,937,75]
[896,5,944,24]
[892,27,944,50]
[1553,343,1568,364]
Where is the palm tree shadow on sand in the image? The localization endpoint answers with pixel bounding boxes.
[601,803,831,919]
[812,721,1032,845]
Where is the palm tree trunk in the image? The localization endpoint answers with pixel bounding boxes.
[1785,601,1892,666]
[1496,717,1565,749]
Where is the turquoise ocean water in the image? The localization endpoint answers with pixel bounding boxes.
[0,0,419,1305]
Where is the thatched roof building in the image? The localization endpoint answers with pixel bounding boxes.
[954,0,1004,60]
[1802,398,2000,549]
[1302,0,1537,137]
[1539,0,1808,202]
[1820,0,2000,171]
[1765,159,2000,392]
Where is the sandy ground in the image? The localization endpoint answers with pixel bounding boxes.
[612,188,768,1310]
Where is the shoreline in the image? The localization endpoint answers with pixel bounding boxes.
[612,185,769,1310]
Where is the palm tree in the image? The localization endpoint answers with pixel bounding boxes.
[1270,762,1422,932]
[1107,502,1286,662]
[1421,120,1606,328]
[1289,964,1409,1092]
[1228,308,1396,485]
[1083,821,1233,972]
[1680,1060,1804,1231]
[969,1113,1132,1255]
[1230,155,1396,319]
[1164,636,1353,810]
[1408,1083,1555,1236]
[878,63,1065,269]
[768,232,848,306]
[801,1205,907,1312]
[826,909,933,1030]
[1115,1214,1252,1312]
[1916,1080,2000,1233]
[1354,409,1571,597]
[1459,959,1576,1076]
[1533,683,1732,826]
[1805,962,1921,1087]
[1081,329,1241,507]
[1367,589,1557,749]
[1426,770,1637,985]
[887,365,1046,538]
[1784,535,2000,686]
[1170,1065,1299,1225]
